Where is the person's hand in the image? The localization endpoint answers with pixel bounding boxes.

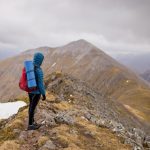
[42,95,46,101]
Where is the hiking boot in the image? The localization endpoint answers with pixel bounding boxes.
[33,121,39,126]
[27,124,41,130]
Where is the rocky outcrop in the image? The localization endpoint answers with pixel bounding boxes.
[84,111,150,150]
[0,72,150,150]
[45,72,150,150]
[0,96,132,150]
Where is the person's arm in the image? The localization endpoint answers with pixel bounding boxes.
[36,68,46,99]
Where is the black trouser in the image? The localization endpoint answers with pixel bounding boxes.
[28,93,41,125]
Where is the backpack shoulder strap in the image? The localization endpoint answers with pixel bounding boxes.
[34,66,38,85]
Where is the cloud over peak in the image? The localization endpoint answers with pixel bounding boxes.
[0,0,150,57]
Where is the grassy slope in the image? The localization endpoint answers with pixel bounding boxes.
[90,66,150,124]
[118,87,150,123]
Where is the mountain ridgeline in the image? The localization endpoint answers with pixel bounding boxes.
[141,70,150,83]
[0,39,150,127]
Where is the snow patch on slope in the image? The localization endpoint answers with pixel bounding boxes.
[0,101,26,119]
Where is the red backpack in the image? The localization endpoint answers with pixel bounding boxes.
[19,67,37,92]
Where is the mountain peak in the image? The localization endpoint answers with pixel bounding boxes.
[67,39,95,48]
[73,39,91,44]
[56,39,100,56]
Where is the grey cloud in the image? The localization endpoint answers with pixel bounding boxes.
[0,0,150,57]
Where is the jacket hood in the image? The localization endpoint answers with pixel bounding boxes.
[33,52,44,67]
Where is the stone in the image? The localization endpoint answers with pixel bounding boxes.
[90,117,97,124]
[130,128,145,147]
[47,78,63,92]
[51,74,57,81]
[13,128,21,135]
[69,129,78,135]
[84,131,95,137]
[133,146,142,150]
[80,116,86,120]
[95,119,106,128]
[26,130,39,139]
[132,128,145,140]
[143,136,150,148]
[112,122,125,133]
[46,116,56,127]
[41,110,56,127]
[124,138,143,150]
[84,112,92,120]
[19,131,28,142]
[55,111,75,125]
[40,140,56,150]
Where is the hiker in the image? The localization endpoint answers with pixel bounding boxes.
[27,52,46,130]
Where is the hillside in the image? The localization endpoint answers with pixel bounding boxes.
[0,39,150,126]
[1,72,150,150]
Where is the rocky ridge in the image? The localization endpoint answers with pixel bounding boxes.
[0,72,150,150]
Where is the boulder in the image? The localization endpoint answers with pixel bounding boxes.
[39,140,56,150]
[54,111,75,125]
[143,136,150,148]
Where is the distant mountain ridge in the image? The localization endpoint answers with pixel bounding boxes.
[116,53,150,74]
[116,53,150,84]
[0,51,17,61]
[0,39,150,126]
[141,70,150,83]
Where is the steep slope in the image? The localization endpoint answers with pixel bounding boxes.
[1,72,150,150]
[0,39,150,126]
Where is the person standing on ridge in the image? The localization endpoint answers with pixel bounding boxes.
[28,52,46,130]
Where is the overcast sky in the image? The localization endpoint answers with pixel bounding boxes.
[0,0,150,58]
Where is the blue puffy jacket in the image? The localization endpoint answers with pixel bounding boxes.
[30,52,46,95]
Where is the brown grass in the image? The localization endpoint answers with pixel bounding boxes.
[0,108,27,145]
[53,101,73,111]
[118,87,150,123]
[37,136,49,147]
[53,117,131,150]
[0,140,20,150]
